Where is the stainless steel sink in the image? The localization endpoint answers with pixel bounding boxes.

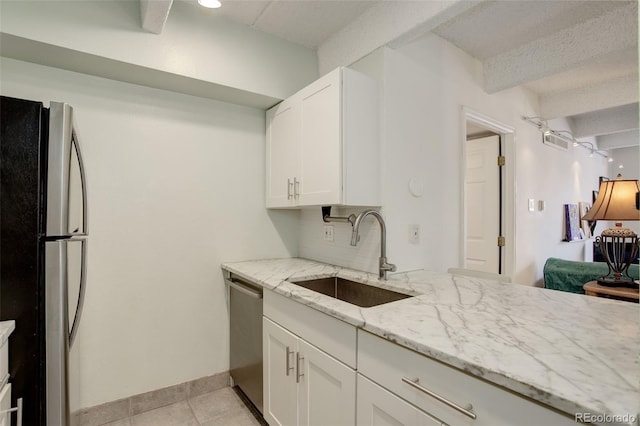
[289,277,412,307]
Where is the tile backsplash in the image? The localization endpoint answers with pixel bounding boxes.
[298,207,381,275]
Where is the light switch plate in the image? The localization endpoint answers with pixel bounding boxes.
[528,198,535,212]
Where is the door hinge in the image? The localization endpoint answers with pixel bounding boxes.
[497,156,506,167]
[497,236,506,247]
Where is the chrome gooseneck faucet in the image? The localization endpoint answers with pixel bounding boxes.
[350,209,397,280]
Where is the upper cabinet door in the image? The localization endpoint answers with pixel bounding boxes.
[298,69,342,206]
[266,97,300,208]
[265,67,380,209]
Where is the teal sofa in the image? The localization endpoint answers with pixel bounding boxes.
[543,257,640,294]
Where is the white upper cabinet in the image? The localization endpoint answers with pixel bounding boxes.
[266,97,300,207]
[266,67,380,208]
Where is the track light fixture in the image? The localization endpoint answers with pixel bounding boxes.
[521,116,609,159]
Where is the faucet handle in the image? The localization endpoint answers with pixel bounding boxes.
[383,262,397,273]
[379,257,396,272]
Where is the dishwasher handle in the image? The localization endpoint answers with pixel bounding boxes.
[228,278,263,299]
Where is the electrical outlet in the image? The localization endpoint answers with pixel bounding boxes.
[323,225,334,242]
[408,224,419,244]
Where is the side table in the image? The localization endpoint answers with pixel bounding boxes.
[583,281,639,303]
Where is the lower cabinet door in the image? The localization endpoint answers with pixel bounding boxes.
[357,375,442,426]
[298,340,356,426]
[0,383,11,426]
[263,318,298,426]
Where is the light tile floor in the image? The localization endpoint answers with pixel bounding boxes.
[100,387,264,426]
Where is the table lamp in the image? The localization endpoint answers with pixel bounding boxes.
[582,176,640,287]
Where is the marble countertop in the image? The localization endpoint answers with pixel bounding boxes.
[0,320,15,347]
[222,258,639,425]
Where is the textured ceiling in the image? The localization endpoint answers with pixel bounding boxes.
[162,0,638,146]
[432,1,630,60]
[177,0,378,48]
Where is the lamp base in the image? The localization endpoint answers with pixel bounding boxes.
[596,277,639,288]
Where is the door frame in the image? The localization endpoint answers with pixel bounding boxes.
[460,107,516,278]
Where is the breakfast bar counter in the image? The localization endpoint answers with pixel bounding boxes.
[222,258,639,425]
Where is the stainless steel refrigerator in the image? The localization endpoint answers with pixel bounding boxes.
[1,96,88,425]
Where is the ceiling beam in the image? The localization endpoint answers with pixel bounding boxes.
[483,2,637,94]
[140,0,173,34]
[597,130,639,150]
[539,74,639,120]
[572,104,639,138]
[317,0,481,74]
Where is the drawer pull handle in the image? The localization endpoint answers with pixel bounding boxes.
[401,377,477,420]
[286,346,294,376]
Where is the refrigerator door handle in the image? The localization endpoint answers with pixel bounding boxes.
[69,237,87,348]
[71,129,89,237]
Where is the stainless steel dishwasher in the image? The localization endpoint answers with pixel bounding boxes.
[226,273,263,414]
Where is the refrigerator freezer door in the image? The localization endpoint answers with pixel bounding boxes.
[45,238,86,426]
[47,103,88,238]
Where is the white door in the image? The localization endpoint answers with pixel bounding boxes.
[298,339,356,426]
[266,98,300,208]
[263,318,298,426]
[465,135,500,273]
[298,68,342,206]
[356,375,441,426]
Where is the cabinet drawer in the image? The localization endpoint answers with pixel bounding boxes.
[264,290,357,368]
[357,374,441,426]
[358,330,575,426]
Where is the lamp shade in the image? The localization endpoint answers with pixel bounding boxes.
[582,179,640,221]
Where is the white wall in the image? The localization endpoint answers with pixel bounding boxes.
[609,145,640,180]
[0,57,299,409]
[299,34,609,285]
[0,0,318,101]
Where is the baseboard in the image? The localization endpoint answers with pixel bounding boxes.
[71,371,230,426]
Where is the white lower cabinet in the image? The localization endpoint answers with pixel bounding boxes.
[357,330,575,426]
[298,339,356,426]
[263,317,298,426]
[261,289,574,426]
[0,383,11,426]
[263,317,356,426]
[0,335,11,426]
[357,374,441,426]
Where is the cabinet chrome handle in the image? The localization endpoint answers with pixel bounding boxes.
[296,352,304,383]
[286,346,294,376]
[401,377,476,420]
[293,177,300,199]
[287,179,293,200]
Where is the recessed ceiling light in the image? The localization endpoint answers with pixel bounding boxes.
[198,0,221,8]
